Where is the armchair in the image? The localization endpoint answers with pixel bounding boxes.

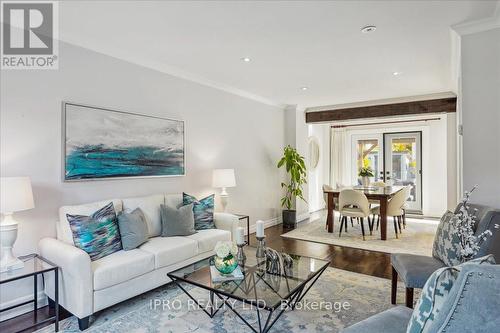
[391,204,500,307]
[343,262,500,333]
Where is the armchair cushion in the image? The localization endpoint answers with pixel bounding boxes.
[391,254,445,288]
[341,306,412,333]
[407,255,496,333]
[432,210,461,266]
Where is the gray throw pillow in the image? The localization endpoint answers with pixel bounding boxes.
[160,203,196,237]
[117,208,149,250]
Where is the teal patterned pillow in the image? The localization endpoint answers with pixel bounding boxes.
[432,211,461,266]
[67,202,122,261]
[406,255,496,333]
[182,193,215,230]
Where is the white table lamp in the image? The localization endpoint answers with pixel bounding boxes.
[212,169,236,211]
[0,177,35,273]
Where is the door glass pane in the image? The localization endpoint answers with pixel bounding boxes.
[356,139,382,184]
[391,138,417,202]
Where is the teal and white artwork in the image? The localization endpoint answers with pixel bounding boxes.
[63,102,185,181]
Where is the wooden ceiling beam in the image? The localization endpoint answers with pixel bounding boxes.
[305,97,457,123]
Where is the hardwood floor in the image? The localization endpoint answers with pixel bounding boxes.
[0,216,392,333]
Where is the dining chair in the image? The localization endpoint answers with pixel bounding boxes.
[338,189,372,240]
[368,181,386,206]
[372,187,407,238]
[400,185,411,229]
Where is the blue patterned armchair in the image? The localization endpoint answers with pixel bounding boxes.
[342,259,500,333]
[391,204,500,308]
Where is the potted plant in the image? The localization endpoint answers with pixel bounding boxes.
[358,166,374,187]
[277,145,307,228]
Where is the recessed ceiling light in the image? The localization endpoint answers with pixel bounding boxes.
[301,87,309,91]
[361,25,377,33]
[241,57,251,62]
[393,71,402,76]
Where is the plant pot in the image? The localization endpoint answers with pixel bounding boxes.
[282,210,297,228]
[361,176,370,187]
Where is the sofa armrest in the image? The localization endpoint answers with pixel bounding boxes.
[38,237,93,319]
[214,213,240,241]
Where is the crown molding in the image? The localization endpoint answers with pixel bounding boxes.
[452,3,500,36]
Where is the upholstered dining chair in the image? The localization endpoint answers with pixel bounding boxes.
[391,204,500,308]
[400,185,411,229]
[338,189,372,240]
[371,186,408,238]
[368,181,386,206]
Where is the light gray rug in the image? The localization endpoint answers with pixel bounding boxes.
[282,215,437,256]
[36,268,417,333]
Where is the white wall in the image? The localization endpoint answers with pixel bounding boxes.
[307,124,330,212]
[461,28,500,208]
[0,42,285,319]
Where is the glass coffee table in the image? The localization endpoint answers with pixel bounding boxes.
[168,246,330,333]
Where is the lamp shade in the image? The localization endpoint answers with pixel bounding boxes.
[212,169,236,188]
[0,177,35,213]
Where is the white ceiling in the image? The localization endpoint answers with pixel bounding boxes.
[59,1,498,108]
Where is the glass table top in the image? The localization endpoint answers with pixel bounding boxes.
[0,254,57,283]
[168,246,330,310]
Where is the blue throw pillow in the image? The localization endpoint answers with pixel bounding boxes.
[406,255,496,333]
[182,193,215,230]
[432,211,461,266]
[67,202,122,261]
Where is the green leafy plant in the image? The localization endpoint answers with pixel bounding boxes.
[277,145,307,210]
[358,166,374,177]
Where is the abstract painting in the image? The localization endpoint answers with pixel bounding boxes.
[63,102,185,181]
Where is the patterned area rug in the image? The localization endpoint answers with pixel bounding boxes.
[36,268,417,333]
[282,214,437,256]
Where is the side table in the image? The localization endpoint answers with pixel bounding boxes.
[0,254,59,332]
[233,214,250,245]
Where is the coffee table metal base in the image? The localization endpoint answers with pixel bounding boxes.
[170,264,328,333]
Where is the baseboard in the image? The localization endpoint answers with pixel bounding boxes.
[297,212,310,222]
[247,217,280,235]
[0,291,47,322]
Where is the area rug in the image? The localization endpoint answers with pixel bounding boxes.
[36,268,417,333]
[282,215,437,256]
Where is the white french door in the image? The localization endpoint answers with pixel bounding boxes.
[351,131,423,213]
[384,132,422,212]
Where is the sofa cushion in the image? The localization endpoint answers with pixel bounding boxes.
[139,237,198,269]
[160,203,196,237]
[165,193,183,208]
[122,194,164,238]
[183,193,215,230]
[91,249,155,290]
[117,208,149,250]
[67,202,123,261]
[391,254,445,289]
[59,199,123,245]
[186,229,231,253]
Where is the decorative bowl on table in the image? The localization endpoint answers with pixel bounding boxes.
[214,241,239,274]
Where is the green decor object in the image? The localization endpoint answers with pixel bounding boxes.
[277,145,307,227]
[214,241,239,274]
[358,166,374,177]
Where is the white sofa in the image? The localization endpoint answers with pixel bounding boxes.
[38,193,239,330]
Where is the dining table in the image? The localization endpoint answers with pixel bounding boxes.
[323,185,405,240]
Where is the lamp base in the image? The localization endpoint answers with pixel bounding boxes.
[0,215,23,273]
[0,257,24,273]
